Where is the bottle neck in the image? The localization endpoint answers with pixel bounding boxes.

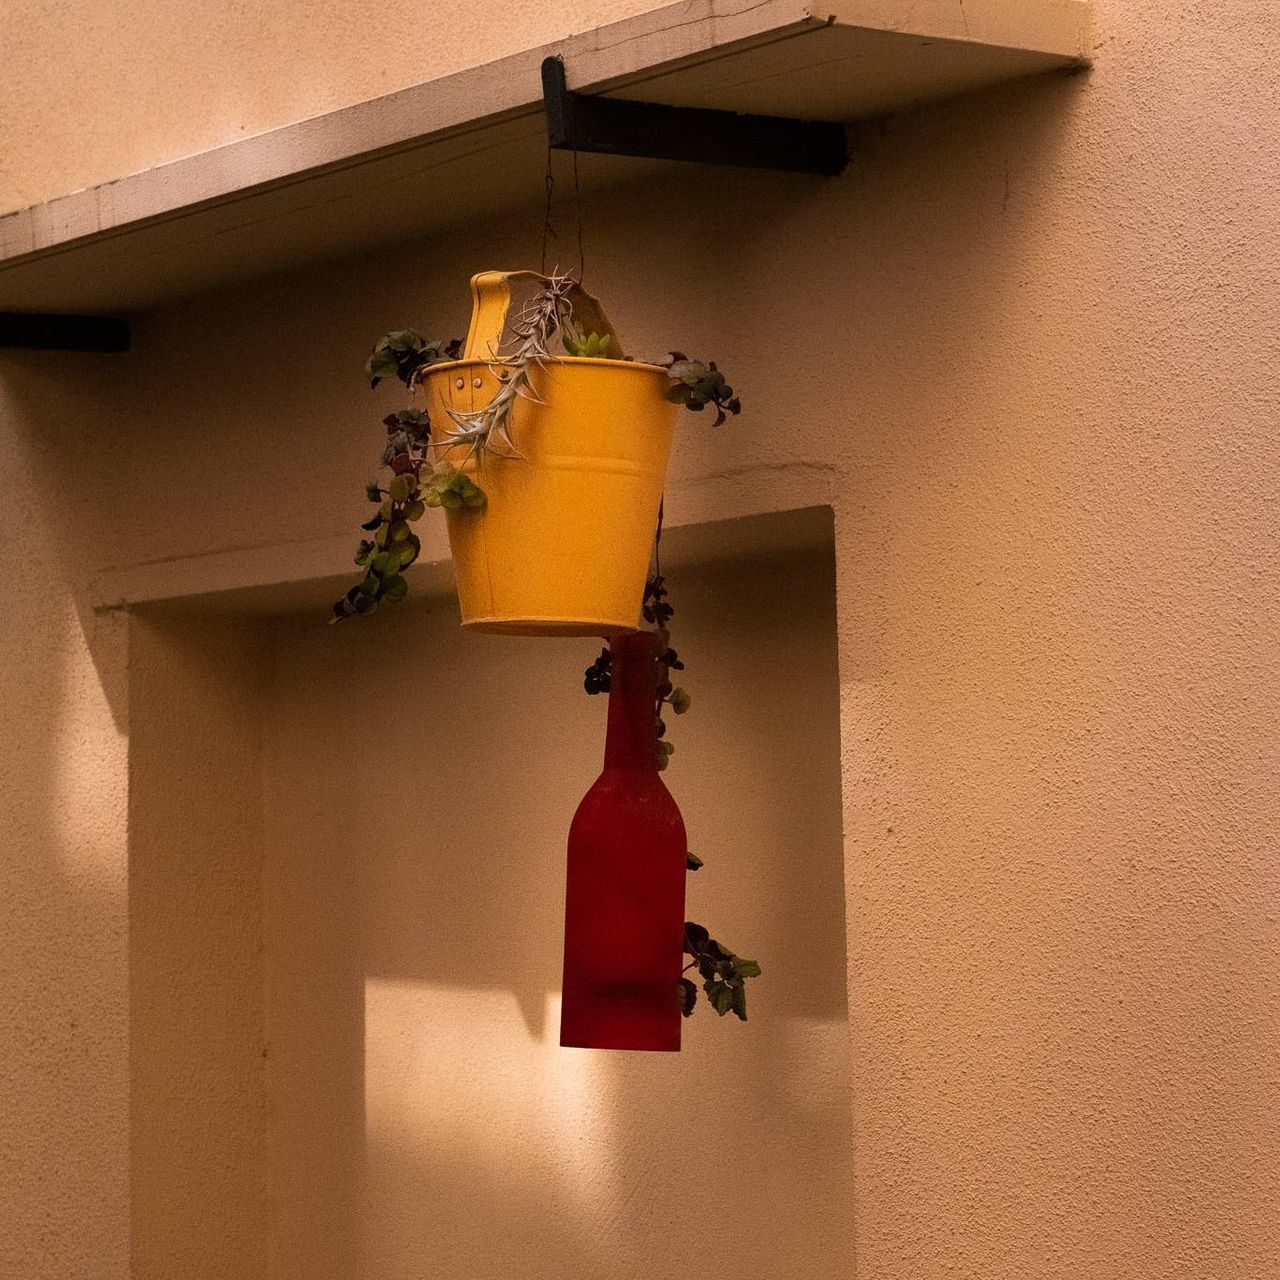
[603,631,660,771]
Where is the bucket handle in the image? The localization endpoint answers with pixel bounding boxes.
[462,270,628,363]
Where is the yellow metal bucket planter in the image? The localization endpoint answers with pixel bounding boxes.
[421,272,677,636]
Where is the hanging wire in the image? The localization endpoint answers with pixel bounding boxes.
[572,148,586,284]
[540,147,556,275]
[541,147,587,282]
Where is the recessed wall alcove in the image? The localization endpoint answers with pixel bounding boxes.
[126,506,852,1280]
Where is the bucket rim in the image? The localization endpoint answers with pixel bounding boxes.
[423,354,670,376]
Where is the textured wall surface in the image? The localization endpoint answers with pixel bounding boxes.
[0,0,1277,1276]
[0,0,664,213]
[0,391,129,1279]
[260,550,850,1280]
[827,6,1280,1274]
[127,614,269,1279]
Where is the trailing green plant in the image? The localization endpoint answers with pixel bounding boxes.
[582,571,761,1022]
[365,332,460,389]
[682,923,761,1020]
[336,273,743,620]
[335,333,480,618]
[331,410,430,619]
[662,354,741,427]
[643,573,688,773]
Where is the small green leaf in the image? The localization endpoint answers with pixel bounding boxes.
[735,959,761,979]
[670,687,691,715]
[396,536,421,569]
[381,574,408,603]
[372,551,399,576]
[705,981,736,1017]
[389,475,411,503]
[405,499,426,521]
[384,329,422,352]
[365,351,399,384]
[365,480,382,502]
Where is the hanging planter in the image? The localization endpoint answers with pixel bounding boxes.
[332,268,760,1050]
[333,269,741,633]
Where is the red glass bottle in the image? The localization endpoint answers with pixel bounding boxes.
[560,630,688,1051]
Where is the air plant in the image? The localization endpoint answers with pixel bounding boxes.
[439,271,576,458]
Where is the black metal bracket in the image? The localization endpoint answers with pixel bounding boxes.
[541,57,848,176]
[0,312,131,352]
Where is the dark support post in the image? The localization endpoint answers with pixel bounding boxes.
[541,56,848,177]
[0,312,131,352]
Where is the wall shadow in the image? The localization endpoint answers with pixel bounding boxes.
[256,540,853,1278]
[0,364,133,1276]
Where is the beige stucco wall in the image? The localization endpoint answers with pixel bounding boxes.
[128,613,268,1278]
[258,549,849,1279]
[0,424,129,1278]
[0,0,662,215]
[1,0,1277,1277]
